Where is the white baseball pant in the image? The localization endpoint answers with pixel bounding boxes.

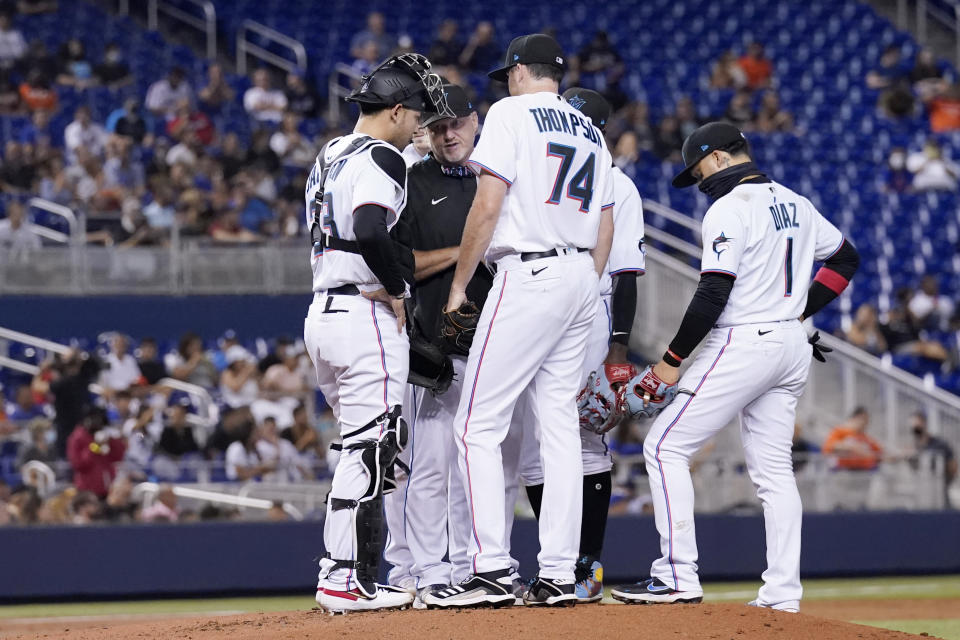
[645,319,810,608]
[304,292,408,591]
[455,251,598,581]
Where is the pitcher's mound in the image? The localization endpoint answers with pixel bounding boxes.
[8,603,941,640]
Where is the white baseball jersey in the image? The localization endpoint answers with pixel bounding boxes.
[700,180,844,326]
[304,134,407,292]
[600,166,646,296]
[468,92,615,261]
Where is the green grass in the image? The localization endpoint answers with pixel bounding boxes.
[701,575,960,602]
[856,619,960,640]
[0,596,315,620]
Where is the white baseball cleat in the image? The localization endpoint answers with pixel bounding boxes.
[315,584,414,613]
[747,599,799,613]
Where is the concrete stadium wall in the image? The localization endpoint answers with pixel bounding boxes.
[1,512,958,600]
[0,295,311,341]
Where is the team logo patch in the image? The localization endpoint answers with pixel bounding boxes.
[568,94,587,110]
[712,232,732,259]
[638,238,646,254]
[513,53,520,61]
[700,144,710,151]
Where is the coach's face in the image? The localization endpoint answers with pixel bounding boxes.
[428,113,478,166]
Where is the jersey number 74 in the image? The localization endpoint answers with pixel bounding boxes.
[545,143,596,212]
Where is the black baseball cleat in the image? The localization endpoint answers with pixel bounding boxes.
[611,578,704,604]
[522,576,578,607]
[422,569,517,608]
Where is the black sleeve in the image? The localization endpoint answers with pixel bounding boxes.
[666,272,736,361]
[389,210,416,286]
[609,272,639,346]
[801,240,860,320]
[354,204,407,297]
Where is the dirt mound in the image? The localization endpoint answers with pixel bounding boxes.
[0,603,941,640]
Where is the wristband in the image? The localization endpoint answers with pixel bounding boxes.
[663,349,683,367]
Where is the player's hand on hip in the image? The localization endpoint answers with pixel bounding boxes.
[362,288,407,333]
[652,360,680,385]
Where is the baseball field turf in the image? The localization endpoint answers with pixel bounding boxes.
[0,575,957,639]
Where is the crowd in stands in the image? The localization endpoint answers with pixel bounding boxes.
[0,331,336,525]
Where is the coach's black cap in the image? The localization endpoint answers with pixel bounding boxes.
[672,122,748,188]
[421,83,475,127]
[562,87,611,132]
[488,33,566,82]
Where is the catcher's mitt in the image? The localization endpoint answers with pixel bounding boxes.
[439,301,480,357]
[408,330,454,395]
[624,365,683,419]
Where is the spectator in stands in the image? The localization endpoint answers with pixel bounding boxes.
[885,146,912,193]
[0,69,19,113]
[909,411,957,507]
[18,68,55,113]
[157,394,200,459]
[459,21,499,73]
[220,349,259,409]
[927,83,960,132]
[350,11,394,61]
[231,171,274,234]
[166,332,217,389]
[844,303,888,356]
[93,42,132,88]
[270,111,315,169]
[710,50,747,89]
[822,407,884,471]
[244,69,287,125]
[167,96,214,146]
[102,474,137,522]
[15,417,57,467]
[284,70,319,119]
[910,48,948,102]
[67,406,126,498]
[572,30,625,100]
[19,39,55,79]
[217,131,246,181]
[103,138,146,197]
[262,347,310,395]
[674,96,701,140]
[64,106,106,163]
[0,10,26,71]
[245,128,281,175]
[257,416,309,482]
[791,423,819,472]
[428,19,461,68]
[146,67,192,120]
[209,207,261,244]
[259,336,293,373]
[350,39,380,80]
[881,288,950,361]
[723,88,754,128]
[141,484,179,522]
[0,142,36,193]
[613,130,639,170]
[7,384,46,425]
[909,275,956,332]
[0,201,41,251]
[71,490,102,524]
[106,97,154,147]
[6,486,42,524]
[197,62,234,114]
[867,44,907,90]
[123,404,156,472]
[281,403,320,456]
[55,37,94,88]
[737,42,772,90]
[620,101,654,151]
[50,349,101,455]
[225,419,275,481]
[652,115,682,162]
[143,181,176,229]
[99,334,143,398]
[907,139,959,191]
[753,90,794,133]
[136,337,167,385]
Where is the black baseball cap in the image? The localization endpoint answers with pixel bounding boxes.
[672,122,748,188]
[421,83,475,127]
[562,87,611,132]
[488,33,566,82]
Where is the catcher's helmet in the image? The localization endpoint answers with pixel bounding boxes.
[347,53,454,118]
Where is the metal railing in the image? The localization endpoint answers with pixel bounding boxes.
[896,0,960,67]
[147,0,217,61]
[236,19,307,75]
[635,199,960,458]
[134,482,305,520]
[328,62,363,127]
[27,198,80,244]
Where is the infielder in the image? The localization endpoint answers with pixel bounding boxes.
[611,122,859,612]
[303,53,450,613]
[382,83,491,605]
[424,33,615,608]
[516,87,645,603]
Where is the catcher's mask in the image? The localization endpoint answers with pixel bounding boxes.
[346,53,454,120]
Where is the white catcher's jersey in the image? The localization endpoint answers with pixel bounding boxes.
[304,133,407,292]
[600,166,646,296]
[701,180,844,326]
[468,92,615,261]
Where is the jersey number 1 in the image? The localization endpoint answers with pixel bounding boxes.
[545,143,596,212]
[783,237,794,297]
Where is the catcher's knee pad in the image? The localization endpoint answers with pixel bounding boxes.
[327,495,385,598]
[342,406,408,499]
